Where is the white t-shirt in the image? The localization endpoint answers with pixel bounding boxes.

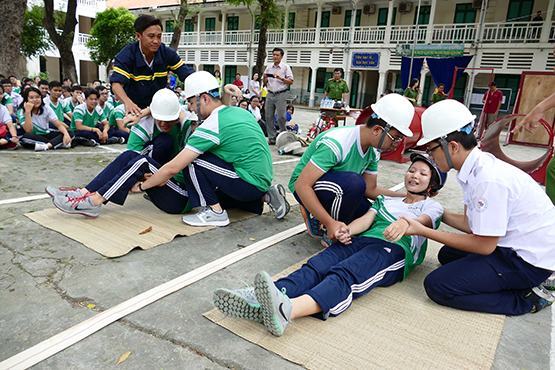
[249,80,261,96]
[0,104,12,125]
[16,106,58,135]
[457,148,555,271]
[248,105,262,121]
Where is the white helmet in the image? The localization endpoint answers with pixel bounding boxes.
[371,93,414,137]
[150,88,180,121]
[184,71,220,99]
[418,99,476,146]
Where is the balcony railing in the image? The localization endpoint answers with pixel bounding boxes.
[164,21,551,48]
[77,33,91,46]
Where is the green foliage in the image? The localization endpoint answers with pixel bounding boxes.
[21,6,52,58]
[87,7,136,66]
[225,0,282,28]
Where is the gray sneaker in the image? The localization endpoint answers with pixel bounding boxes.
[182,207,230,227]
[265,184,291,220]
[52,192,101,218]
[45,185,81,199]
[254,271,292,337]
[213,287,262,323]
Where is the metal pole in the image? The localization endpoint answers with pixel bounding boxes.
[465,0,488,105]
[407,0,422,89]
[248,9,255,79]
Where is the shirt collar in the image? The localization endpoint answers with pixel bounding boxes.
[135,41,163,69]
[457,147,481,184]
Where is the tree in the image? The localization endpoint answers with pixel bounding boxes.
[44,0,78,83]
[169,0,189,50]
[226,0,282,75]
[0,0,27,77]
[87,7,135,73]
[21,6,54,58]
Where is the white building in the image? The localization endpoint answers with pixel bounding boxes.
[113,0,553,109]
[26,0,107,84]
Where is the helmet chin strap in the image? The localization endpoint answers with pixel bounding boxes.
[377,124,391,150]
[438,138,455,170]
[195,94,204,125]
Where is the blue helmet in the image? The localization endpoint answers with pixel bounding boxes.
[409,153,447,194]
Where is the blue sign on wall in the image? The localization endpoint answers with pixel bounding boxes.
[352,52,380,69]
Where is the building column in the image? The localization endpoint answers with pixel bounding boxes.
[359,72,367,106]
[282,5,290,45]
[220,10,227,45]
[315,2,323,45]
[309,66,318,107]
[377,70,387,98]
[384,0,395,44]
[197,13,202,45]
[464,71,476,106]
[425,0,437,43]
[540,0,555,43]
[417,66,427,106]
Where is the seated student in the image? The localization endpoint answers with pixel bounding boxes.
[2,78,22,113]
[273,104,298,133]
[290,93,415,244]
[214,154,446,336]
[134,71,291,226]
[248,95,267,137]
[96,85,113,121]
[0,103,19,149]
[43,81,69,129]
[17,87,72,151]
[126,89,197,165]
[61,85,71,100]
[238,99,249,110]
[71,88,122,146]
[45,89,194,217]
[403,99,555,315]
[63,85,84,121]
[0,84,14,116]
[107,103,132,143]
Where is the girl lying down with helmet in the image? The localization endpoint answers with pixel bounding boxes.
[213,153,447,336]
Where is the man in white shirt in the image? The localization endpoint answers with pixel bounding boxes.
[263,47,294,145]
[403,99,555,315]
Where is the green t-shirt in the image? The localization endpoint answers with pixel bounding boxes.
[96,102,113,121]
[16,106,58,135]
[44,96,65,121]
[288,126,380,193]
[108,104,126,128]
[360,195,443,279]
[63,98,80,114]
[13,87,21,94]
[127,111,195,185]
[403,88,418,105]
[323,78,349,101]
[2,93,13,107]
[71,103,104,130]
[431,92,447,104]
[185,105,273,192]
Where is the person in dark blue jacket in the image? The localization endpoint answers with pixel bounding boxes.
[110,14,194,115]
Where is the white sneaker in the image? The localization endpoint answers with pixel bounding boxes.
[182,207,230,227]
[34,142,49,151]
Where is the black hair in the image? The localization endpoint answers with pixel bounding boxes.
[83,88,99,99]
[365,115,388,128]
[63,77,72,83]
[39,79,49,87]
[238,99,249,107]
[48,80,62,89]
[62,86,71,92]
[1,78,11,86]
[272,47,284,56]
[8,75,17,79]
[333,68,343,74]
[71,85,83,92]
[409,78,419,89]
[20,86,45,115]
[235,73,241,77]
[438,83,445,87]
[249,95,260,103]
[286,104,294,113]
[134,14,162,33]
[97,85,107,92]
[22,77,32,85]
[489,81,496,87]
[93,79,101,84]
[444,130,478,150]
[410,157,441,197]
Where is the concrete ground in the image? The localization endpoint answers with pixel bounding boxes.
[0,108,551,369]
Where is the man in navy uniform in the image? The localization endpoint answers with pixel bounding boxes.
[110,14,194,116]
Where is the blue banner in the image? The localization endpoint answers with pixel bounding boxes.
[352,52,380,69]
[401,56,424,89]
[426,55,473,93]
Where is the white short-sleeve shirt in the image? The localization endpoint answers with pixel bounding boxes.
[457,148,555,271]
[0,104,12,125]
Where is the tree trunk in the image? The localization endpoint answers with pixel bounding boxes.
[169,0,188,50]
[44,0,79,83]
[255,2,270,75]
[0,0,27,77]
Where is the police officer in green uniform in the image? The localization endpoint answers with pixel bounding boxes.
[323,68,349,102]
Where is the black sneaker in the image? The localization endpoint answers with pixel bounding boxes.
[105,137,120,145]
[524,284,555,313]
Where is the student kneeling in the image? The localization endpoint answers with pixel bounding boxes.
[404,100,555,315]
[214,154,446,336]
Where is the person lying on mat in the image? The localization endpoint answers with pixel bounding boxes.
[133,71,291,227]
[44,89,196,218]
[289,93,414,246]
[213,153,446,336]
